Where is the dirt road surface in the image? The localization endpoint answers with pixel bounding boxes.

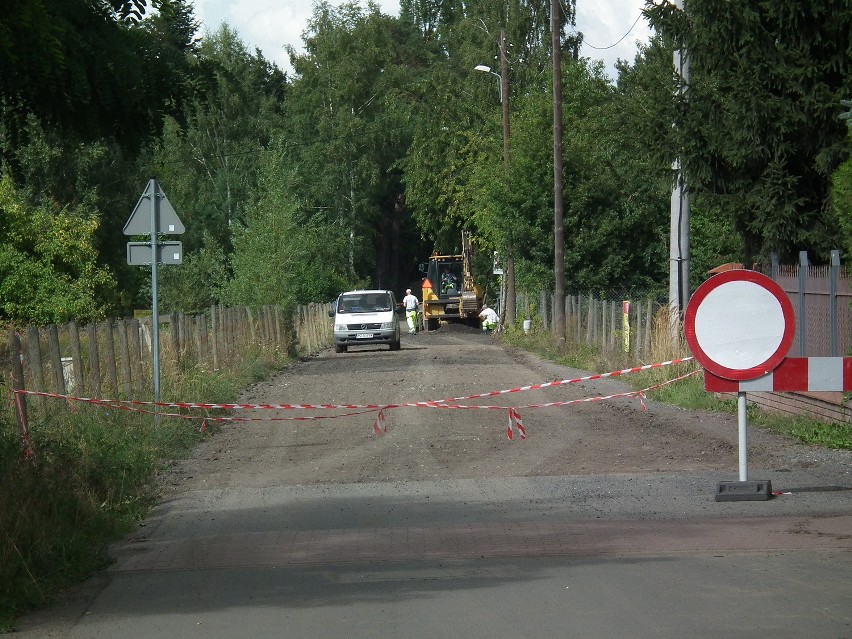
[14,327,852,638]
[165,326,849,489]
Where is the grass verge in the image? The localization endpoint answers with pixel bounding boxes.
[501,325,852,451]
[0,345,293,632]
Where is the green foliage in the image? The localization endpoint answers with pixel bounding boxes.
[831,128,852,258]
[0,407,159,627]
[1,0,849,330]
[507,326,851,450]
[0,0,194,150]
[0,176,118,323]
[2,113,151,309]
[158,232,229,314]
[282,2,429,292]
[153,24,287,256]
[646,0,852,264]
[223,163,349,307]
[758,416,852,450]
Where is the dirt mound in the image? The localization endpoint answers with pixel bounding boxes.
[429,322,483,334]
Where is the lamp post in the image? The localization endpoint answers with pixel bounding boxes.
[475,30,515,327]
[474,65,501,99]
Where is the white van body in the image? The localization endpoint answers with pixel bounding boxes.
[329,289,402,353]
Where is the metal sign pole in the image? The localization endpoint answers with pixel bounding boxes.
[737,392,748,481]
[150,180,160,411]
[125,178,184,418]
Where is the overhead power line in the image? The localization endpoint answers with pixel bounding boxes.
[583,14,643,50]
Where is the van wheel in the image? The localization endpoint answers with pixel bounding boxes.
[335,344,347,353]
[390,339,401,351]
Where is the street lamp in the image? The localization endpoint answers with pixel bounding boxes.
[474,65,502,102]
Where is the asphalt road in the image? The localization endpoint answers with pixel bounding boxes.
[14,329,852,638]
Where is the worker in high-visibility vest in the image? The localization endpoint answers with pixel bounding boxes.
[402,288,419,334]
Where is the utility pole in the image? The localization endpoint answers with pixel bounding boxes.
[669,0,690,339]
[500,30,516,328]
[551,0,566,343]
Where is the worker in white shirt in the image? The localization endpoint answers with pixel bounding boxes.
[402,288,419,334]
[479,304,499,333]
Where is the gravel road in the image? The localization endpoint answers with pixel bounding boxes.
[162,326,851,493]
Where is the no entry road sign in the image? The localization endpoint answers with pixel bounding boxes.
[684,269,795,381]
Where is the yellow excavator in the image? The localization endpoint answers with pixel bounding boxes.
[419,231,484,330]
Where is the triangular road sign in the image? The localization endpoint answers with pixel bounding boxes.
[123,179,185,235]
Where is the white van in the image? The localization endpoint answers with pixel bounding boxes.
[328,289,402,353]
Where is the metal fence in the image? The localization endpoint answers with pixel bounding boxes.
[759,250,850,358]
[513,250,849,361]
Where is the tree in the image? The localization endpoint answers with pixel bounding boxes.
[223,161,349,308]
[832,104,852,258]
[153,24,287,257]
[646,0,852,264]
[283,2,428,292]
[0,0,195,154]
[0,175,117,323]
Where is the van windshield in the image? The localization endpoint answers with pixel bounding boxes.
[338,293,392,313]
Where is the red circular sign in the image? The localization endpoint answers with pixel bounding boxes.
[684,270,795,381]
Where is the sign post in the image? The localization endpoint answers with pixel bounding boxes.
[124,179,184,409]
[684,270,795,501]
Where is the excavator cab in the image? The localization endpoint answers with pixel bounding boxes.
[426,259,464,298]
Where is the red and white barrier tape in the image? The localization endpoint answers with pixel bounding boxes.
[10,359,697,440]
[11,357,693,414]
[422,357,694,405]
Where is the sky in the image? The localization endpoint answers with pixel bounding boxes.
[192,0,655,82]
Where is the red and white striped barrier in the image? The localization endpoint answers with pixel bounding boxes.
[704,357,852,393]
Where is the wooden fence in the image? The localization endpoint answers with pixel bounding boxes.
[518,291,666,361]
[2,303,332,404]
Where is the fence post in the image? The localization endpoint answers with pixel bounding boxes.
[8,330,26,407]
[47,324,65,394]
[26,326,44,405]
[210,305,219,370]
[798,250,808,356]
[87,322,101,399]
[575,296,582,341]
[130,319,144,391]
[645,300,653,356]
[585,296,593,342]
[8,330,32,457]
[103,321,118,396]
[196,315,207,363]
[276,306,284,349]
[68,321,84,394]
[610,300,617,351]
[829,249,840,356]
[170,313,180,367]
[118,320,132,398]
